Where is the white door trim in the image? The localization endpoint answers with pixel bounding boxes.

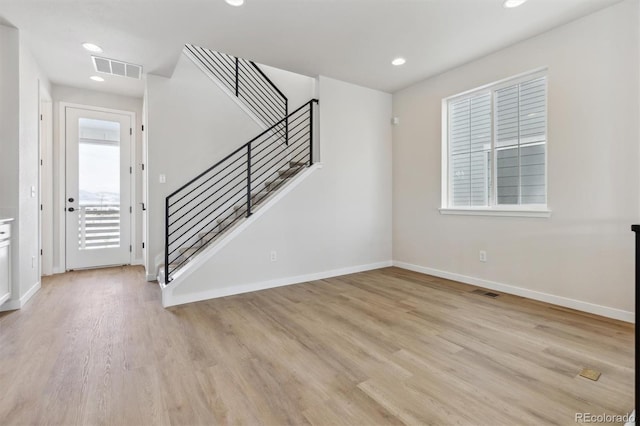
[58,102,137,271]
[39,82,53,276]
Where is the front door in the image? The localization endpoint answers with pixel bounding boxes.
[65,107,132,270]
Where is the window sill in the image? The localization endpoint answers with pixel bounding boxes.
[439,207,552,218]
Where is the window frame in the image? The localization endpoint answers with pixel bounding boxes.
[440,68,551,218]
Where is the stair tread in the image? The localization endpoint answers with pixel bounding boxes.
[179,244,202,253]
[234,191,271,211]
[200,231,221,242]
[278,165,303,175]
[265,175,284,186]
[217,215,236,224]
[180,247,201,256]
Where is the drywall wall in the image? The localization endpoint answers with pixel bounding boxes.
[392,0,639,320]
[51,85,143,271]
[0,28,52,310]
[146,53,263,278]
[17,38,51,300]
[260,63,317,111]
[0,26,19,220]
[166,76,392,304]
[0,25,20,309]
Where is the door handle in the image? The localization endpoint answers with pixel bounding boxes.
[68,197,74,203]
[68,207,75,212]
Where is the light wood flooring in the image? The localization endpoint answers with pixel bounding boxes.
[0,266,634,425]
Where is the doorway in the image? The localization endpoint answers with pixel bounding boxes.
[64,106,133,270]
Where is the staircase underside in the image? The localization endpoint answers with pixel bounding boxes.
[159,160,309,285]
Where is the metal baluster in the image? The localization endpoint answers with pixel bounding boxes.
[165,198,170,283]
[309,101,314,166]
[246,143,252,217]
[285,98,289,146]
[235,57,239,97]
[633,224,639,420]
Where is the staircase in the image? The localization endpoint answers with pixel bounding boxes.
[184,44,288,134]
[159,45,318,285]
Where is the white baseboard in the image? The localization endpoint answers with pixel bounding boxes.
[0,299,20,311]
[145,273,156,282]
[20,281,41,306]
[132,257,143,266]
[0,281,41,312]
[52,266,64,274]
[163,260,392,307]
[393,261,634,323]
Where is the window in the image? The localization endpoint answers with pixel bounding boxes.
[441,70,549,217]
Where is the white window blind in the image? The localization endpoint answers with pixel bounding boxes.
[445,72,547,210]
[495,77,546,205]
[449,93,491,207]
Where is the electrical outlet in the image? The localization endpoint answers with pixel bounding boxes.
[31,256,36,268]
[479,250,487,263]
[159,174,166,184]
[270,251,277,262]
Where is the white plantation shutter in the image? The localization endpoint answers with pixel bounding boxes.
[445,72,547,209]
[495,76,546,205]
[449,93,491,207]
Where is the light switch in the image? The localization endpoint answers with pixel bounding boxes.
[159,174,166,184]
[30,186,36,198]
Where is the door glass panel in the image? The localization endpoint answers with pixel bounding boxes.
[78,118,121,250]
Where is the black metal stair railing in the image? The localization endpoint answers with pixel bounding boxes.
[164,99,318,283]
[632,224,639,419]
[185,44,289,142]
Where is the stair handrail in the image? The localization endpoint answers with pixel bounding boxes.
[185,44,289,141]
[167,99,316,199]
[249,61,288,105]
[165,99,318,283]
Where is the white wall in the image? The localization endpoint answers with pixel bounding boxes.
[17,39,51,300]
[0,26,52,310]
[0,26,19,220]
[51,85,143,271]
[0,25,20,308]
[260,63,317,111]
[167,76,392,303]
[146,53,263,277]
[392,0,639,320]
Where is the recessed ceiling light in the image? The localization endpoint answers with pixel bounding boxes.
[503,0,528,8]
[392,57,406,66]
[82,43,103,53]
[225,0,244,6]
[90,75,105,82]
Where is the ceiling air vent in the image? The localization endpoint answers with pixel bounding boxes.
[92,56,142,79]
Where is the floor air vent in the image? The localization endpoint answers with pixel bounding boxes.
[471,289,500,298]
[92,56,142,79]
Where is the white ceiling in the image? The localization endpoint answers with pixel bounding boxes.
[0,0,623,97]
